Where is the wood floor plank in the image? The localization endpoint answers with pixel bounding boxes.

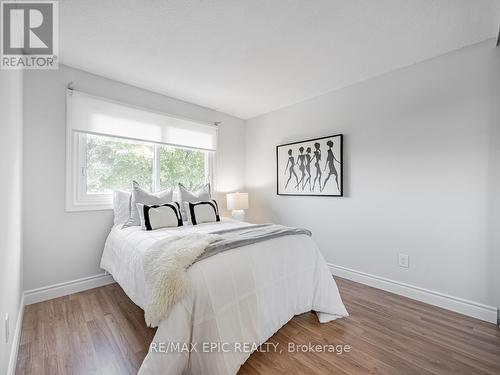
[16,278,500,375]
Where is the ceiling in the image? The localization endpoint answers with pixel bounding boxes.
[60,0,500,119]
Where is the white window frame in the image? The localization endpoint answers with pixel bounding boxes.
[66,131,214,212]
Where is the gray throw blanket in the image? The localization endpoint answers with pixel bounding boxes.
[194,223,312,263]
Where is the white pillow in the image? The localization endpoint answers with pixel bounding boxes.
[178,183,211,221]
[185,200,220,225]
[137,202,183,230]
[123,181,174,228]
[113,190,131,225]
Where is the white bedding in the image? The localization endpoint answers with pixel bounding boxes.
[100,218,348,375]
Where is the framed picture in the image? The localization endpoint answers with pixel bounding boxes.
[276,134,343,196]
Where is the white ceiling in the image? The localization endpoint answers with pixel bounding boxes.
[60,0,500,119]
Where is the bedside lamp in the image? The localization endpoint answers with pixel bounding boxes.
[226,192,248,221]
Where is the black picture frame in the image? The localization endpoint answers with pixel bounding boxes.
[276,134,343,197]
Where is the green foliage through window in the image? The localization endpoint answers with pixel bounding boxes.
[159,145,206,191]
[85,133,208,194]
[86,134,153,193]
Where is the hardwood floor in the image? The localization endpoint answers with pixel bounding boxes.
[16,277,500,375]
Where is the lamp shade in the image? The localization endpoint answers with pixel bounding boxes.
[226,192,248,211]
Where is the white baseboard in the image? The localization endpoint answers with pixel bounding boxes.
[24,273,115,305]
[329,263,498,324]
[7,294,24,375]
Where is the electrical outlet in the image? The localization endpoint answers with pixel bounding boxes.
[4,314,9,343]
[398,253,409,268]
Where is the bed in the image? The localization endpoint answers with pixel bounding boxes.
[100,217,348,375]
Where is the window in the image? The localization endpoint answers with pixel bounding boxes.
[66,90,216,211]
[76,133,210,208]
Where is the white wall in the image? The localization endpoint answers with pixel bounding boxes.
[0,70,23,374]
[23,65,245,291]
[245,40,500,307]
[215,111,247,205]
[488,49,500,308]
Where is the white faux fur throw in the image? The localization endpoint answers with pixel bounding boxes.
[142,233,222,327]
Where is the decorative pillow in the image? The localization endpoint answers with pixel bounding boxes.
[137,202,183,230]
[123,181,174,228]
[185,200,220,225]
[178,183,211,221]
[113,190,131,225]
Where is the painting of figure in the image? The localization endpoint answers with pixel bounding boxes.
[276,134,343,196]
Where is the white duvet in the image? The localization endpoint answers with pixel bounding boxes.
[100,218,348,375]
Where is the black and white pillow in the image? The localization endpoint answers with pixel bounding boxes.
[177,183,211,221]
[137,202,183,230]
[185,200,220,225]
[123,181,174,228]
